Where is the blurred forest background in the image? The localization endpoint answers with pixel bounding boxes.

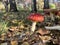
[0,0,60,12]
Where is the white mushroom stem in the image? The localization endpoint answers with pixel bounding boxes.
[31,22,37,32]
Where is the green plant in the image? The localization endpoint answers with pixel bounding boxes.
[0,21,8,35]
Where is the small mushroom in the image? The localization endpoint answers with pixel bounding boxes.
[27,13,44,33]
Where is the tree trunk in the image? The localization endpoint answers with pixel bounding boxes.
[44,0,49,9]
[9,0,18,12]
[33,0,37,12]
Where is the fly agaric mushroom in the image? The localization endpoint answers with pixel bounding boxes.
[27,13,44,32]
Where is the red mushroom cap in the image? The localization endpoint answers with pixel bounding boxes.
[27,13,44,22]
